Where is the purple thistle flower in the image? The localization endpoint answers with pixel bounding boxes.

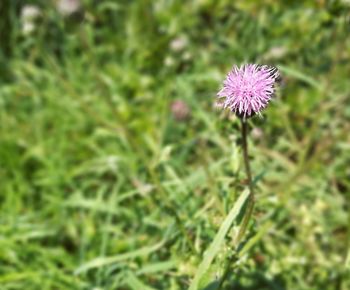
[217,64,279,118]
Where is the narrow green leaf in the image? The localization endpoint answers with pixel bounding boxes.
[238,221,272,258]
[189,189,250,290]
[75,239,167,275]
[136,260,177,275]
[345,247,350,270]
[75,225,173,275]
[126,272,156,290]
[277,64,321,90]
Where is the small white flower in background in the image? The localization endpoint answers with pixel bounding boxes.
[182,51,192,61]
[251,127,264,140]
[57,0,81,16]
[170,35,188,52]
[164,56,175,67]
[264,46,287,60]
[21,5,41,34]
[132,179,154,196]
[21,5,41,20]
[22,22,35,34]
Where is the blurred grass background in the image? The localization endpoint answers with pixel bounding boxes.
[1,0,350,289]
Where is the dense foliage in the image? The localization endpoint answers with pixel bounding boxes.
[0,1,349,289]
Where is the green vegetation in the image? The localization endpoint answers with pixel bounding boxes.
[1,1,350,289]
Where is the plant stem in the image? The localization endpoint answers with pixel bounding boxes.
[217,120,256,290]
[217,118,255,289]
[235,118,255,244]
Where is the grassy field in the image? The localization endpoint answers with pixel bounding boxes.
[1,1,350,289]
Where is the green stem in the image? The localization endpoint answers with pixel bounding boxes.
[235,119,255,244]
[217,119,256,290]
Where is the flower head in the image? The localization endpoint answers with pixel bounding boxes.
[171,99,190,121]
[217,64,279,118]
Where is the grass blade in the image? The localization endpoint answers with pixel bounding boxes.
[277,64,321,90]
[189,189,250,290]
[74,225,174,275]
[126,272,156,290]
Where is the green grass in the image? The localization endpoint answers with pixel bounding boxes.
[1,0,350,289]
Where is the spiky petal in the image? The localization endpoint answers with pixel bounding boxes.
[217,64,279,118]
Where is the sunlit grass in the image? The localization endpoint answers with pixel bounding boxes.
[0,1,350,289]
